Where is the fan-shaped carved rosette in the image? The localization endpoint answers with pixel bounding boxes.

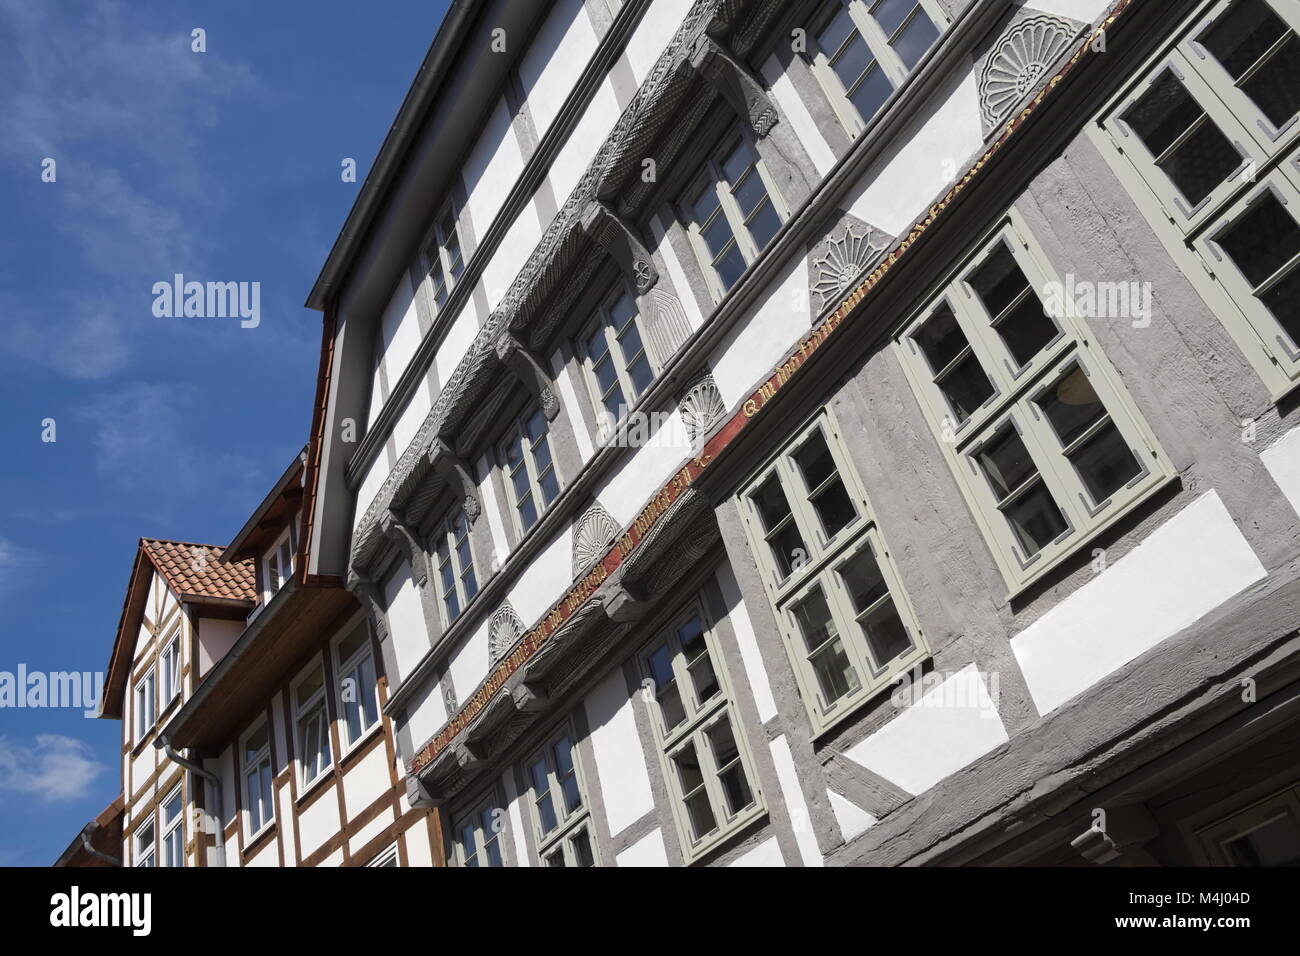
[978,15,1077,128]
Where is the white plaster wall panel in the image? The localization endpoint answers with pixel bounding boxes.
[210,744,236,831]
[1261,424,1300,519]
[711,254,810,408]
[391,371,432,456]
[405,823,435,866]
[585,667,655,835]
[383,561,432,683]
[130,748,155,799]
[518,0,597,141]
[763,54,837,177]
[502,769,532,867]
[244,840,278,867]
[341,741,390,819]
[507,524,574,625]
[463,97,525,241]
[553,348,596,462]
[846,70,982,237]
[595,412,689,526]
[549,81,620,203]
[1026,0,1109,23]
[828,789,877,842]
[355,457,387,533]
[447,619,491,707]
[403,674,449,751]
[478,452,511,566]
[197,617,241,678]
[615,827,669,866]
[297,781,340,857]
[769,734,824,866]
[271,702,290,788]
[277,784,297,863]
[648,213,706,329]
[350,805,396,857]
[729,835,785,866]
[844,664,1007,795]
[435,308,481,386]
[135,620,153,665]
[715,562,778,723]
[379,276,422,388]
[1011,491,1267,716]
[368,361,386,428]
[317,849,345,868]
[625,0,694,83]
[482,207,543,311]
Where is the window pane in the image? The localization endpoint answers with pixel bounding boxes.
[1069,421,1141,503]
[746,199,783,252]
[976,427,1037,501]
[673,744,717,841]
[701,211,736,259]
[732,167,769,218]
[707,719,753,816]
[1201,0,1300,128]
[679,617,720,705]
[1123,72,1239,206]
[914,303,994,422]
[296,669,324,709]
[971,245,1057,366]
[1222,813,1300,866]
[1217,191,1300,342]
[873,0,914,37]
[849,64,895,124]
[889,6,939,69]
[714,243,749,291]
[795,433,857,538]
[571,830,595,867]
[839,546,889,613]
[648,645,687,730]
[818,6,860,62]
[977,429,1069,555]
[792,587,859,705]
[751,475,806,578]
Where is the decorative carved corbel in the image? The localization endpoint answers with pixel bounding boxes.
[581,200,659,295]
[605,580,650,624]
[379,508,431,587]
[346,568,389,642]
[494,331,560,420]
[689,35,779,137]
[429,437,481,524]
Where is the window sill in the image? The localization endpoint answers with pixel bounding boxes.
[295,767,336,809]
[338,722,385,771]
[242,822,278,861]
[680,805,768,866]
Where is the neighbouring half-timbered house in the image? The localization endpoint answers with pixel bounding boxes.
[292,0,1300,867]
[81,452,441,867]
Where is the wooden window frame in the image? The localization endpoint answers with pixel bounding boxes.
[577,281,657,429]
[1090,0,1300,397]
[523,720,597,867]
[449,788,507,867]
[677,125,789,302]
[262,527,294,603]
[894,211,1174,594]
[160,785,184,868]
[425,198,465,314]
[159,633,181,708]
[241,721,275,840]
[736,408,929,735]
[292,665,333,789]
[803,0,946,136]
[133,816,156,868]
[431,504,479,629]
[497,404,562,538]
[133,667,156,743]
[637,599,764,863]
[333,624,380,753]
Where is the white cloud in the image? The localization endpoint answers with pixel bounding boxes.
[0,734,106,803]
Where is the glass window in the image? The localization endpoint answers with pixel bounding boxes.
[524,724,596,866]
[134,817,156,868]
[134,669,156,742]
[294,667,332,786]
[581,286,657,429]
[451,792,506,868]
[427,201,465,311]
[161,787,184,867]
[242,723,274,836]
[433,504,479,626]
[335,624,379,749]
[500,405,561,536]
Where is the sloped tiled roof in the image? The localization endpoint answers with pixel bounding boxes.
[141,538,256,603]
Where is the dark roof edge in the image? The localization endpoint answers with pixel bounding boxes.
[304,0,486,312]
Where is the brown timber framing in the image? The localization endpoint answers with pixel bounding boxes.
[405,0,1141,776]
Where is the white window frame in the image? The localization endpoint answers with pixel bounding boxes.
[678,126,789,301]
[450,790,507,867]
[425,198,465,312]
[804,0,946,135]
[895,210,1173,593]
[333,624,380,752]
[159,632,181,708]
[737,408,929,735]
[160,785,184,868]
[133,667,156,743]
[638,600,764,863]
[293,665,333,788]
[133,816,156,868]
[262,527,294,602]
[1090,0,1300,397]
[241,721,275,839]
[431,504,479,628]
[578,282,657,429]
[523,721,597,867]
[498,404,561,538]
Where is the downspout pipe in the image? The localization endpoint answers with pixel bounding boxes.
[79,829,121,866]
[158,734,226,868]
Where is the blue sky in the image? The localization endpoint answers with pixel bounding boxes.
[0,0,449,865]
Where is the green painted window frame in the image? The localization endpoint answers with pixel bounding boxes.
[736,407,929,736]
[497,403,562,538]
[803,0,946,136]
[431,503,479,628]
[450,788,507,868]
[895,210,1174,594]
[578,281,657,429]
[523,720,597,867]
[636,599,765,863]
[677,126,790,302]
[1090,0,1300,398]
